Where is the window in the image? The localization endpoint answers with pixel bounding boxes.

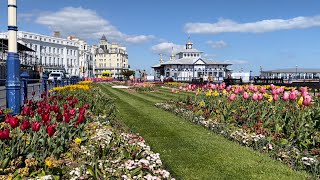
[67,49,69,55]
[24,35,27,38]
[49,39,51,42]
[48,47,51,53]
[29,35,32,38]
[117,63,119,67]
[53,48,55,53]
[67,58,69,65]
[34,45,37,50]
[49,57,51,65]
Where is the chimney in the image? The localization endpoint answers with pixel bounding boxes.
[53,31,61,38]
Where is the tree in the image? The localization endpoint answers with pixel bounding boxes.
[121,70,135,80]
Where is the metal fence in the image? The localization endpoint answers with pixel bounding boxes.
[0,76,79,109]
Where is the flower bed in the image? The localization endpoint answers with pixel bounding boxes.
[0,82,174,179]
[155,83,320,177]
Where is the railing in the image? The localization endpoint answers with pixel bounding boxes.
[0,75,80,110]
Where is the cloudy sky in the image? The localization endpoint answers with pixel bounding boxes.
[1,0,320,74]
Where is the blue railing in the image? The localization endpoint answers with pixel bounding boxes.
[0,74,80,111]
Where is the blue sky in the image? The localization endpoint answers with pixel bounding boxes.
[1,0,320,75]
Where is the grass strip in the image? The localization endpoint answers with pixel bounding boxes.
[99,84,309,180]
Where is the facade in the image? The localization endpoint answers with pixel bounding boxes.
[261,68,320,81]
[94,35,129,78]
[68,36,94,78]
[152,40,232,81]
[0,31,79,76]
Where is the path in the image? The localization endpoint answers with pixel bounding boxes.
[99,84,308,180]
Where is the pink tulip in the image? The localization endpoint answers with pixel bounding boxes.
[179,86,183,90]
[226,86,232,92]
[252,93,258,101]
[259,87,266,93]
[253,86,258,92]
[243,92,249,99]
[229,94,236,101]
[171,88,175,93]
[270,84,275,90]
[289,92,297,100]
[283,92,289,101]
[303,95,312,106]
[301,91,308,97]
[273,94,279,101]
[188,85,192,89]
[257,94,263,101]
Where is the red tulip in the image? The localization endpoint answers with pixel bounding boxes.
[31,122,41,132]
[83,104,89,109]
[37,107,42,114]
[56,113,63,122]
[22,106,30,116]
[73,98,78,104]
[64,112,71,123]
[79,107,85,115]
[9,117,20,128]
[46,124,56,137]
[0,109,2,115]
[63,104,68,110]
[41,113,50,125]
[69,108,76,116]
[75,114,85,126]
[32,91,35,96]
[5,114,12,123]
[20,119,31,131]
[0,128,10,139]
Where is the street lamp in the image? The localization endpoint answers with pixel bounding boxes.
[296,65,298,79]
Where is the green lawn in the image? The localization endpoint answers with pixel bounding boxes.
[99,84,309,180]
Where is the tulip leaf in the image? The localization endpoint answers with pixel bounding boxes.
[1,157,9,169]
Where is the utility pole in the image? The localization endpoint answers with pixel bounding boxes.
[6,0,21,114]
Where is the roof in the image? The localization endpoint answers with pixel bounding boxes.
[101,34,107,41]
[0,38,35,52]
[262,68,320,73]
[155,57,232,66]
[177,48,203,53]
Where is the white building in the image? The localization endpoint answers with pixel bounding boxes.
[152,39,232,81]
[94,35,129,78]
[0,31,79,76]
[68,36,94,78]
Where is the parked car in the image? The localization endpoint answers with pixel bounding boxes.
[69,76,80,83]
[48,72,64,82]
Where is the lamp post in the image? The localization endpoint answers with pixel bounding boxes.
[295,65,298,79]
[6,0,21,114]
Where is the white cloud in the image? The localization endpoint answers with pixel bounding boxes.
[223,60,248,64]
[185,16,320,34]
[206,40,228,48]
[151,42,185,56]
[34,7,154,43]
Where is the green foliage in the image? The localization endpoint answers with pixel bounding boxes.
[99,84,309,180]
